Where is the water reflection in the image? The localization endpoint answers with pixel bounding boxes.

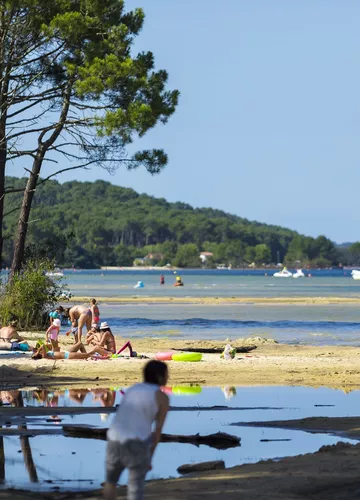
[0,385,359,492]
[0,391,38,483]
[1,385,207,410]
[1,388,118,409]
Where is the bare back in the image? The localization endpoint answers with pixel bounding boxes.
[70,305,91,319]
[0,326,17,340]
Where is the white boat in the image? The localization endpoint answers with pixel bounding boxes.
[293,269,305,278]
[273,268,292,278]
[351,270,360,280]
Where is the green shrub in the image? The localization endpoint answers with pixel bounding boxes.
[0,260,68,329]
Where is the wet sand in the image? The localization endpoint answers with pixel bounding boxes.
[232,415,360,440]
[1,338,360,390]
[3,440,360,499]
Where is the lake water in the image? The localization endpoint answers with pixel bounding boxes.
[64,269,359,299]
[56,270,360,345]
[0,386,358,492]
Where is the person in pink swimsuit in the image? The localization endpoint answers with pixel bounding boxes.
[46,318,61,351]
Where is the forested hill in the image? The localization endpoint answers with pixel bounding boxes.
[3,177,338,268]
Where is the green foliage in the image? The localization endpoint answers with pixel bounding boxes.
[2,177,340,269]
[173,244,200,268]
[254,244,271,265]
[348,242,360,264]
[338,242,360,266]
[0,260,67,329]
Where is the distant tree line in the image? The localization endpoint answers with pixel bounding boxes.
[2,177,341,269]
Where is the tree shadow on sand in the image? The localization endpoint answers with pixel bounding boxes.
[0,364,103,390]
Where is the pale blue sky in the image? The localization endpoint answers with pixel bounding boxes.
[14,1,360,242]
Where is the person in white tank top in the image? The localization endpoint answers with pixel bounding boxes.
[103,360,169,500]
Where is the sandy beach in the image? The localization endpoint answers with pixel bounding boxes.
[72,295,360,304]
[1,337,360,390]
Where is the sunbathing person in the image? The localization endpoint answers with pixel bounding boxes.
[0,322,23,342]
[87,322,134,356]
[32,342,109,360]
[87,322,116,354]
[86,323,101,344]
[0,339,32,352]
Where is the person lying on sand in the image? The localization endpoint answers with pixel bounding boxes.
[64,305,92,342]
[0,339,32,352]
[0,322,23,342]
[32,342,110,360]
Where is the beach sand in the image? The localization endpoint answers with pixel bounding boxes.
[72,295,360,304]
[1,337,360,390]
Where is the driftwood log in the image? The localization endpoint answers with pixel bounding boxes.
[171,346,257,354]
[177,460,225,474]
[63,426,240,450]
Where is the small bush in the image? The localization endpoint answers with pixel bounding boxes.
[0,260,68,329]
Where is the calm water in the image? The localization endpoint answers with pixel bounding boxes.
[56,270,360,345]
[84,302,360,345]
[0,386,358,492]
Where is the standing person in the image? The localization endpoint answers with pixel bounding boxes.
[46,318,61,352]
[160,274,165,285]
[49,306,64,324]
[103,360,169,500]
[65,305,92,342]
[90,298,100,325]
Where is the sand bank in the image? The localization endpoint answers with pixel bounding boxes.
[71,295,360,304]
[233,415,360,440]
[1,339,360,390]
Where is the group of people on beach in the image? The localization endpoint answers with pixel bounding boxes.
[32,298,134,361]
[44,299,169,500]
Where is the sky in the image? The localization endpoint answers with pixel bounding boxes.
[13,0,360,242]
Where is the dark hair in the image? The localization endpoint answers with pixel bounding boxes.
[56,306,64,313]
[32,353,43,360]
[143,360,168,385]
[90,298,97,305]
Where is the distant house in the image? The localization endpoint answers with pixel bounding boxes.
[199,251,214,263]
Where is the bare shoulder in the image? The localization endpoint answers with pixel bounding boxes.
[156,389,169,408]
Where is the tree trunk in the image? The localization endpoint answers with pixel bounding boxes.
[0,146,5,268]
[10,156,43,278]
